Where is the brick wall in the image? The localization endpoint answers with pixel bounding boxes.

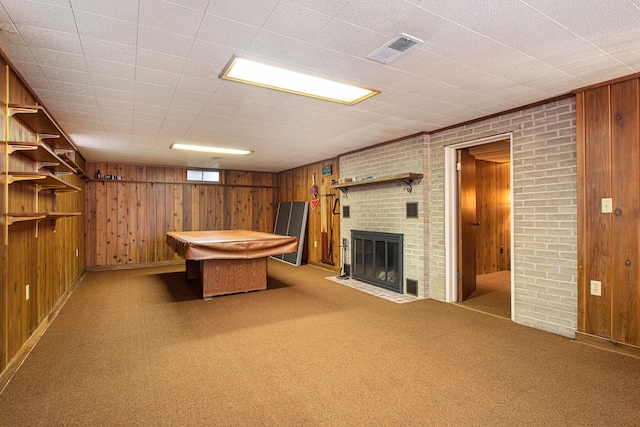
[339,135,427,297]
[428,97,578,337]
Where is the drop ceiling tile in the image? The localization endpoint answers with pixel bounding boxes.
[134,92,174,108]
[135,66,181,87]
[187,40,235,66]
[3,0,76,33]
[136,49,188,74]
[133,103,169,116]
[262,1,332,42]
[335,0,414,32]
[172,88,211,105]
[74,10,138,46]
[79,37,136,65]
[71,0,140,22]
[139,0,205,38]
[93,87,135,102]
[137,25,195,57]
[91,75,135,92]
[39,65,93,85]
[245,30,307,63]
[206,0,279,27]
[45,80,94,96]
[134,81,174,97]
[197,14,259,50]
[177,76,221,95]
[86,57,135,80]
[288,0,350,16]
[181,59,221,80]
[30,47,88,72]
[17,25,83,54]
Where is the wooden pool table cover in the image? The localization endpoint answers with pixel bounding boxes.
[166,230,298,260]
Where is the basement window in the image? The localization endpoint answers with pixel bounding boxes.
[187,169,220,183]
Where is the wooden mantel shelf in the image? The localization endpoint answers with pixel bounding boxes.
[329,173,423,194]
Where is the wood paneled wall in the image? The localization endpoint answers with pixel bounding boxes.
[277,159,340,271]
[1,62,86,378]
[576,76,640,348]
[476,160,511,274]
[84,162,277,269]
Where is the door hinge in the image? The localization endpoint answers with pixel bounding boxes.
[456,162,461,171]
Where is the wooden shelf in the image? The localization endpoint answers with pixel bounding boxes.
[329,173,423,194]
[6,212,80,226]
[8,103,76,151]
[57,151,86,176]
[8,141,75,174]
[8,172,81,192]
[6,213,46,225]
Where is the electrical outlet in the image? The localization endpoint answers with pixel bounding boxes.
[314,241,318,248]
[590,280,601,296]
[76,248,79,257]
[26,284,30,301]
[601,198,613,214]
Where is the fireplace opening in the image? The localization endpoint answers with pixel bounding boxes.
[351,230,403,293]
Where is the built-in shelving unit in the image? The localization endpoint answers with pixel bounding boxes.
[329,173,423,195]
[8,104,76,151]
[3,101,83,244]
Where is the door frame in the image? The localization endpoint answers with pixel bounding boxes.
[444,132,515,320]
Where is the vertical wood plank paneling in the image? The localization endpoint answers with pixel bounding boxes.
[475,160,511,274]
[576,91,587,333]
[583,86,612,338]
[84,163,280,269]
[610,79,640,345]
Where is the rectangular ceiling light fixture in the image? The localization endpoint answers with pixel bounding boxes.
[171,143,252,155]
[219,56,379,105]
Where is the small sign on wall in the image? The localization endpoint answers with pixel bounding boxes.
[322,164,332,176]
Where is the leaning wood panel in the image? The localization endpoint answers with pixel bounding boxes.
[610,79,640,346]
[582,86,612,338]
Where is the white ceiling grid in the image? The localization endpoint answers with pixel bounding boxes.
[0,0,638,171]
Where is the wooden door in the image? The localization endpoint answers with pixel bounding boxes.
[457,149,477,301]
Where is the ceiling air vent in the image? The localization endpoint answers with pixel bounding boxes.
[367,33,424,64]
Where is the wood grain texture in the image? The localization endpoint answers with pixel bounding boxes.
[201,257,267,298]
[85,163,278,269]
[577,76,640,346]
[475,160,511,274]
[610,79,640,345]
[582,85,612,339]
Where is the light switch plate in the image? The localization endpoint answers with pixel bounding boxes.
[601,198,613,214]
[590,280,601,296]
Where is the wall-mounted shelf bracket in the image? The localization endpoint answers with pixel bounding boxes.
[398,178,415,193]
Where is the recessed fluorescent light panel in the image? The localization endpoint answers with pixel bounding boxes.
[171,143,252,155]
[219,56,379,105]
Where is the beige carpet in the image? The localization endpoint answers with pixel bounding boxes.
[457,271,511,318]
[1,261,639,426]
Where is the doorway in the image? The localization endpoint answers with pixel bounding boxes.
[444,133,514,320]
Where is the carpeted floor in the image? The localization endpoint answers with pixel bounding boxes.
[1,260,639,426]
[457,271,511,319]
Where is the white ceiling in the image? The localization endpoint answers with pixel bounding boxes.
[0,0,638,173]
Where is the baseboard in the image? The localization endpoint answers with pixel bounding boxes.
[0,272,86,394]
[574,331,640,359]
[86,260,184,272]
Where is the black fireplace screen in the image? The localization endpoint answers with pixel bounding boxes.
[351,230,403,293]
